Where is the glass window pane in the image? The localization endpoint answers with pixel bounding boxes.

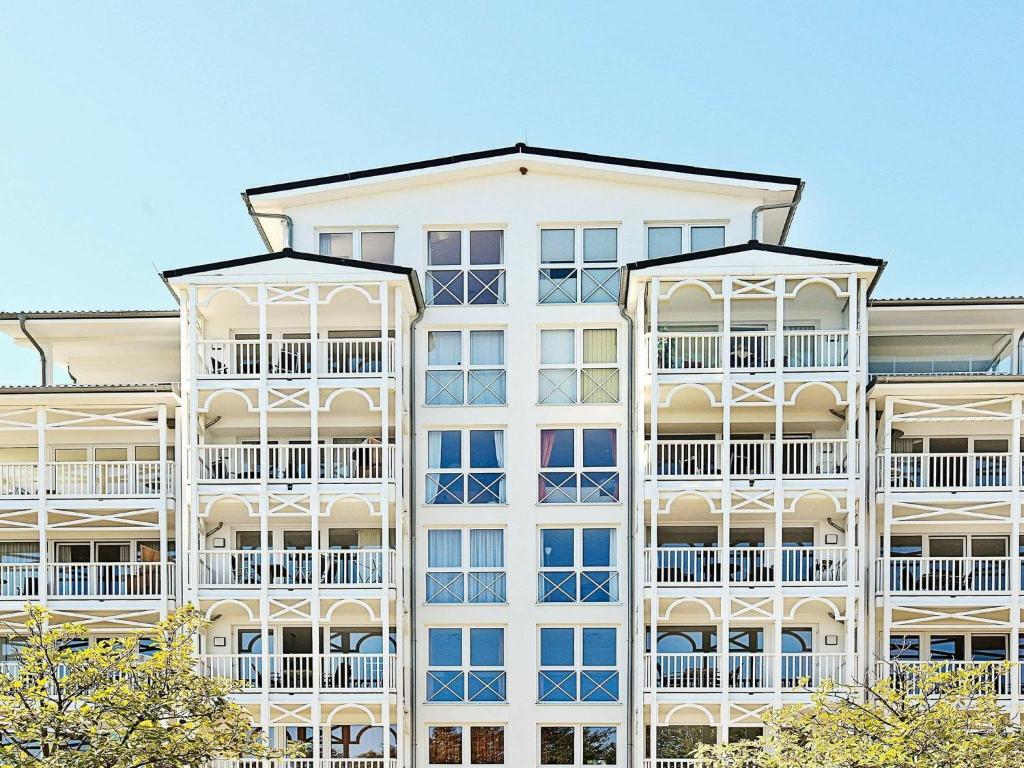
[470,230,503,265]
[428,431,462,469]
[583,429,616,467]
[428,331,462,366]
[429,628,462,666]
[468,269,505,304]
[583,528,615,567]
[648,226,683,259]
[541,529,574,567]
[581,267,620,303]
[583,627,616,666]
[468,370,506,405]
[540,726,575,765]
[319,232,353,259]
[539,267,578,303]
[541,229,575,263]
[470,725,504,765]
[428,530,462,568]
[583,228,617,263]
[360,231,395,264]
[428,231,461,265]
[583,329,616,364]
[428,726,463,765]
[426,371,463,405]
[469,430,503,469]
[690,225,725,252]
[582,727,617,765]
[539,368,577,404]
[470,628,504,666]
[470,330,504,365]
[541,429,575,468]
[540,627,574,666]
[470,529,503,568]
[426,270,464,305]
[541,329,575,365]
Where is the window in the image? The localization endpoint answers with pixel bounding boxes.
[539,428,619,503]
[539,227,619,304]
[427,627,505,702]
[540,726,617,766]
[426,229,505,305]
[319,230,396,264]
[426,330,506,405]
[538,528,618,603]
[428,725,505,765]
[426,528,506,604]
[646,224,725,258]
[426,430,506,504]
[539,329,619,404]
[538,627,618,702]
[329,725,397,759]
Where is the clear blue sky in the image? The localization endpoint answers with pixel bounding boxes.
[1,2,1021,383]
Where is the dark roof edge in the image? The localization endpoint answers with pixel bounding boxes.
[0,310,179,320]
[869,297,1024,307]
[0,384,177,395]
[245,143,802,196]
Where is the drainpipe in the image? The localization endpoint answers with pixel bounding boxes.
[750,199,800,242]
[17,314,48,386]
[617,290,636,768]
[241,192,293,250]
[407,299,425,768]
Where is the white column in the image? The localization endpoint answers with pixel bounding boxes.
[720,276,733,742]
[772,277,784,705]
[257,283,270,739]
[881,398,894,669]
[845,275,859,682]
[1010,394,1022,714]
[379,280,392,756]
[649,277,660,761]
[158,403,169,619]
[309,283,322,761]
[36,407,47,607]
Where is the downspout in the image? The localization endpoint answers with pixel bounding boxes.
[17,314,47,386]
[241,191,293,250]
[407,299,425,768]
[751,194,801,243]
[618,285,636,768]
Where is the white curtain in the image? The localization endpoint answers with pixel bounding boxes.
[357,528,382,548]
[428,530,462,568]
[470,529,503,568]
[541,329,575,364]
[470,330,504,366]
[427,431,443,469]
[493,431,504,467]
[427,331,462,366]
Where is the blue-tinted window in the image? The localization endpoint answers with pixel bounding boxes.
[469,430,502,468]
[540,628,574,666]
[541,429,574,467]
[582,429,616,467]
[582,529,614,567]
[583,628,616,666]
[541,529,574,567]
[470,628,504,667]
[429,628,462,666]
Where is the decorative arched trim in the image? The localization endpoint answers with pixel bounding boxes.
[786,596,844,621]
[200,285,257,308]
[323,387,377,412]
[787,488,843,515]
[325,703,379,725]
[200,388,256,414]
[321,284,379,306]
[786,380,844,407]
[787,276,846,298]
[661,279,720,301]
[661,382,719,408]
[324,493,378,518]
[203,598,256,622]
[662,703,717,726]
[324,598,380,623]
[661,596,719,622]
[662,490,717,516]
[202,493,255,518]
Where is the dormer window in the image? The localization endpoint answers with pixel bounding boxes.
[318,230,396,264]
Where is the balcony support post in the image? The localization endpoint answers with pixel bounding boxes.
[881,397,894,666]
[36,407,47,607]
[719,275,733,743]
[648,277,660,760]
[772,276,785,705]
[863,395,876,685]
[309,282,322,762]
[846,273,860,687]
[393,286,406,768]
[158,403,168,619]
[186,284,201,601]
[379,279,391,762]
[257,282,271,743]
[1011,394,1022,715]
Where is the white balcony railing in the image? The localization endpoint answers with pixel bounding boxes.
[880,453,1019,490]
[645,546,852,586]
[197,444,394,483]
[198,339,394,378]
[197,653,396,692]
[646,652,852,691]
[47,562,172,598]
[0,462,173,498]
[209,761,399,768]
[649,439,851,479]
[656,330,848,372]
[880,557,1011,593]
[198,549,396,588]
[643,761,701,768]
[882,660,1011,695]
[0,564,40,598]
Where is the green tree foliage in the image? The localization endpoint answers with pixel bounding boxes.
[0,604,285,768]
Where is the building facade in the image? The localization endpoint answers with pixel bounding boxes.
[0,144,1022,767]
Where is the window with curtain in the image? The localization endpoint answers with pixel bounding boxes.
[538,627,618,703]
[538,528,618,603]
[540,725,617,766]
[646,224,726,258]
[426,528,506,604]
[318,230,396,264]
[426,229,505,305]
[426,430,506,505]
[425,329,506,405]
[539,226,619,304]
[427,627,506,703]
[538,327,619,405]
[539,428,619,503]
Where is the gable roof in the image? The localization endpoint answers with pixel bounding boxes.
[161,249,424,309]
[244,143,802,197]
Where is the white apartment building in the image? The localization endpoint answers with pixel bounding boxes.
[0,144,1022,768]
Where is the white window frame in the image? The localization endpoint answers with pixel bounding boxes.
[425,527,507,605]
[538,327,620,405]
[537,526,619,604]
[426,626,507,703]
[537,626,619,703]
[538,427,620,504]
[425,228,507,306]
[645,221,728,259]
[537,224,620,304]
[426,428,507,505]
[425,329,507,406]
[316,227,398,264]
[538,724,620,767]
[426,723,507,766]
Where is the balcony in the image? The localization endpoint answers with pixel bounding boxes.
[0,461,174,498]
[656,330,848,372]
[881,660,1012,696]
[198,549,396,588]
[880,557,1012,594]
[644,652,851,691]
[197,339,395,378]
[197,653,396,692]
[879,453,1020,491]
[645,546,852,586]
[649,439,852,480]
[197,445,394,484]
[0,562,172,599]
